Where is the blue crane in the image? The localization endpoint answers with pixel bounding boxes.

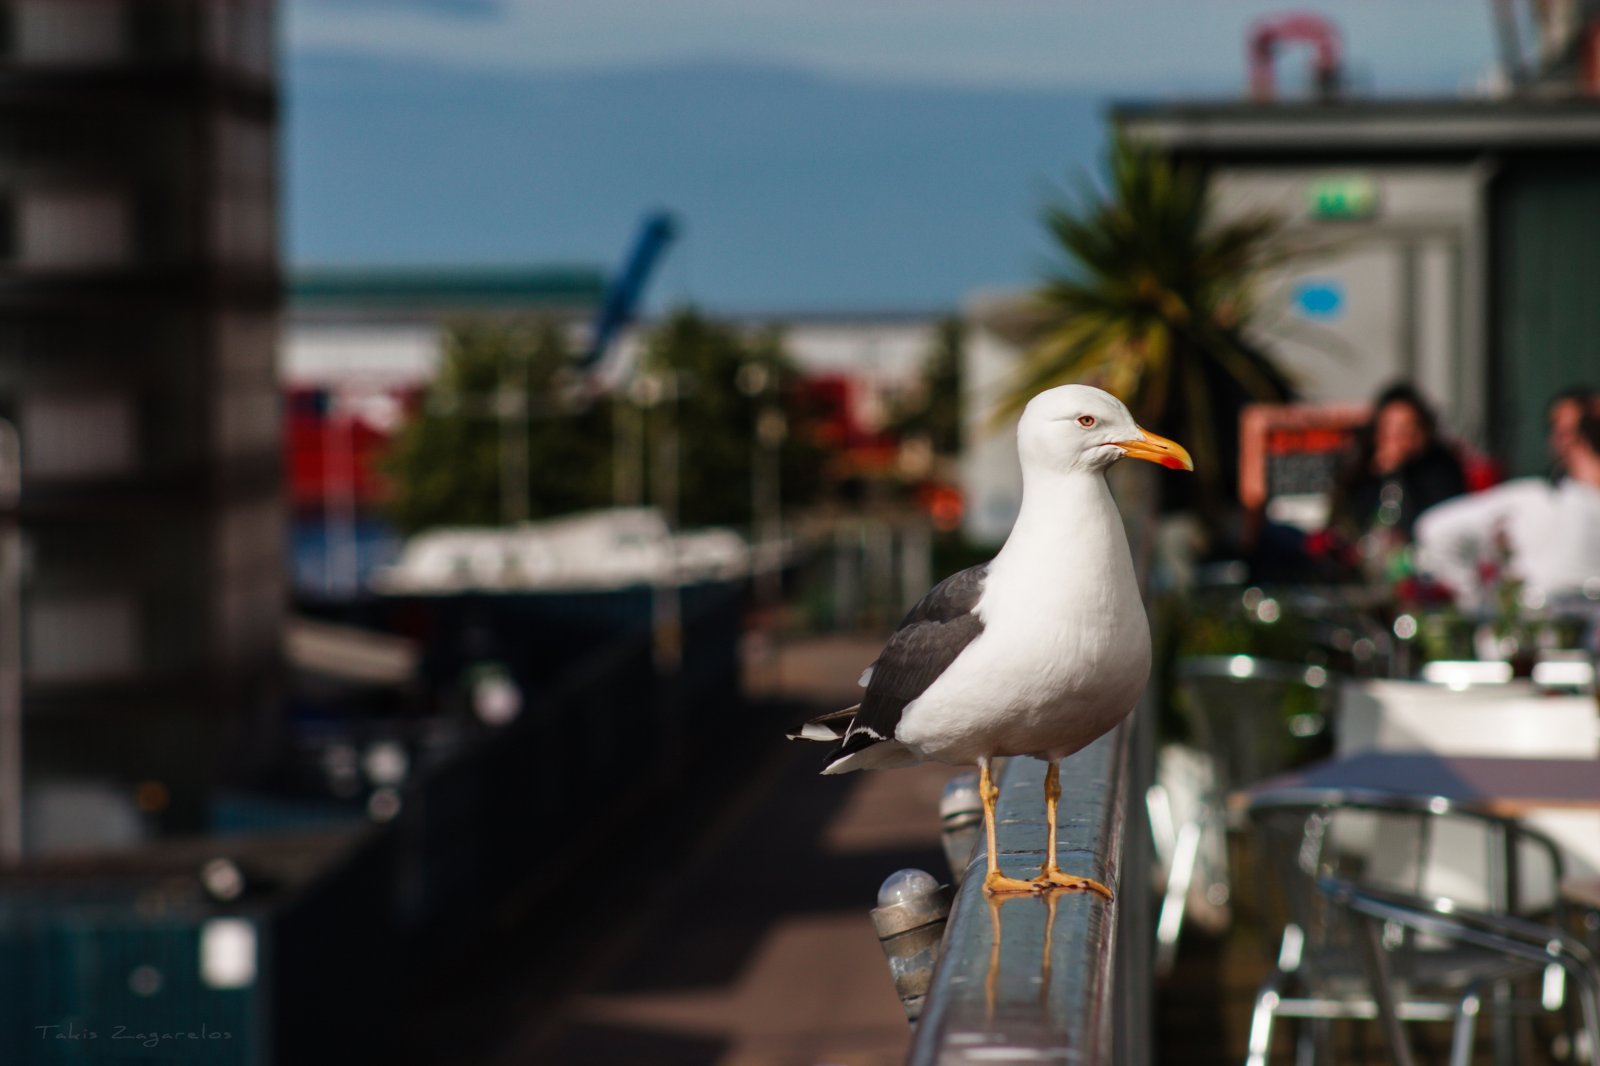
[581,210,679,374]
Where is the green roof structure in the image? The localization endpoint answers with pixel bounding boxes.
[291,266,607,315]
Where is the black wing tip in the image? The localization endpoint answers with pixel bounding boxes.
[825,729,883,768]
[786,705,858,742]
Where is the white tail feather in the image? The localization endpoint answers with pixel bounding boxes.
[821,740,920,775]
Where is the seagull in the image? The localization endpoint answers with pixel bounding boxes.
[792,385,1192,896]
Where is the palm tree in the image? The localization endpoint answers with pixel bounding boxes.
[1001,136,1298,526]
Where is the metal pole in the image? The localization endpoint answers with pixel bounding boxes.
[318,390,336,597]
[499,349,530,525]
[613,390,643,507]
[867,521,893,628]
[1491,0,1527,89]
[325,392,360,598]
[757,403,783,604]
[648,373,682,674]
[0,418,22,865]
[901,518,932,615]
[741,360,785,614]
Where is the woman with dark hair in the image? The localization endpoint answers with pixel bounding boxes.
[1328,383,1466,541]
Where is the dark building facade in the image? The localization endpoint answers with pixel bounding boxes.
[0,0,281,848]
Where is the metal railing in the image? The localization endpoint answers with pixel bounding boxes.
[907,703,1152,1065]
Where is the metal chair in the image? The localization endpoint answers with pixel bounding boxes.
[1152,655,1334,974]
[1244,787,1590,1066]
[1319,874,1600,1066]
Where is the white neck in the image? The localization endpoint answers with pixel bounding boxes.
[992,460,1120,557]
[989,466,1134,591]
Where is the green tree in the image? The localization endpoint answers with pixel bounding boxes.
[1002,137,1297,523]
[891,315,964,458]
[383,319,613,534]
[383,310,827,537]
[638,309,824,529]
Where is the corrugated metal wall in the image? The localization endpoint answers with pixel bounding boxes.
[1494,162,1600,476]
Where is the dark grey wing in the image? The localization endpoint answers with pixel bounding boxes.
[826,563,989,765]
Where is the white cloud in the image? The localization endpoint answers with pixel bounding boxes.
[286,0,1496,93]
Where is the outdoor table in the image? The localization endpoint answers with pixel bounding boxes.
[1336,680,1600,759]
[1243,752,1600,817]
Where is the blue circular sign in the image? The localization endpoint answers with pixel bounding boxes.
[1293,279,1344,320]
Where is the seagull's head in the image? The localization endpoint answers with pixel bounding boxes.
[1016,385,1194,476]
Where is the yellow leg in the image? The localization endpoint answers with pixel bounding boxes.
[980,758,1040,895]
[985,893,1003,1018]
[1030,761,1115,900]
[1039,889,1060,1010]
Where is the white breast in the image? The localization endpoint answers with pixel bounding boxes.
[893,506,1151,766]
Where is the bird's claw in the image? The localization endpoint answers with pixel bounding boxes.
[983,870,1113,900]
[982,873,1048,896]
[1030,868,1114,901]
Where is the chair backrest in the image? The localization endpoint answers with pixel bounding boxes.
[1318,872,1600,1060]
[1246,788,1569,971]
[1175,656,1336,794]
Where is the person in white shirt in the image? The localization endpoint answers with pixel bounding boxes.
[1547,385,1598,479]
[1415,409,1600,609]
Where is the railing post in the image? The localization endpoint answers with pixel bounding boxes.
[0,419,22,867]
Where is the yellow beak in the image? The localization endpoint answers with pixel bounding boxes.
[1116,428,1194,471]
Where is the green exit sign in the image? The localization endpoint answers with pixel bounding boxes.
[1308,176,1378,220]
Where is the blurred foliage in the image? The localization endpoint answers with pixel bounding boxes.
[383,319,612,534]
[1003,136,1299,528]
[641,308,827,529]
[889,315,964,457]
[1166,589,1322,662]
[1153,588,1330,749]
[930,529,991,587]
[383,310,828,534]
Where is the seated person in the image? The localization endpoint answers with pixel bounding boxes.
[1266,384,1466,583]
[1546,385,1597,479]
[1327,383,1466,542]
[1416,409,1600,609]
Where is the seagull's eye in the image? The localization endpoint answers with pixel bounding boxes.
[1077,415,1097,428]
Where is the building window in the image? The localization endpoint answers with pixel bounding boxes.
[22,393,136,480]
[217,312,279,385]
[214,386,278,459]
[27,593,138,683]
[18,188,130,268]
[211,188,273,265]
[10,0,125,65]
[206,0,273,80]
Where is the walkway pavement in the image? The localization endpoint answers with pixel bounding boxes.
[514,633,956,1066]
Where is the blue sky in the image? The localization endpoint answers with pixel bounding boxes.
[283,1,1498,313]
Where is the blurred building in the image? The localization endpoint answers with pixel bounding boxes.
[957,294,1043,546]
[960,7,1600,543]
[0,0,281,848]
[282,273,943,593]
[1110,4,1600,479]
[1117,98,1600,479]
[282,267,607,595]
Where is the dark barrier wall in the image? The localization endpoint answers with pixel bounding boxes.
[0,580,747,1066]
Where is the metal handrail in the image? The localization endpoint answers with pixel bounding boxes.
[906,717,1139,1065]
